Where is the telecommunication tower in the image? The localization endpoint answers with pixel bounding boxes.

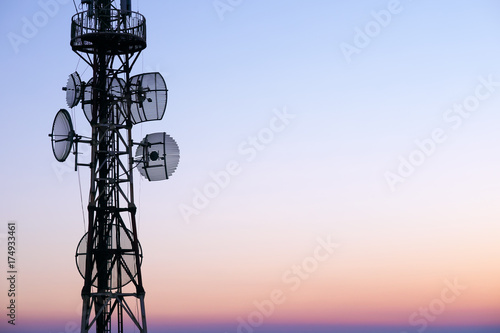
[49,1,180,332]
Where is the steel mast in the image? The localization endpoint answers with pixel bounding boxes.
[50,1,179,332]
[70,1,147,332]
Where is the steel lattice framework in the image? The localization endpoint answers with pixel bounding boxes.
[71,2,148,332]
[50,2,179,331]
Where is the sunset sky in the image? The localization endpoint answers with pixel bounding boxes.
[1,1,500,332]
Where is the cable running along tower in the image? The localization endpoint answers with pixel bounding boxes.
[49,1,180,332]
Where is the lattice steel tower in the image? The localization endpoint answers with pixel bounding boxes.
[49,1,180,332]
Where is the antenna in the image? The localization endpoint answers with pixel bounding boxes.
[75,224,143,289]
[63,72,83,108]
[120,0,131,15]
[82,77,126,123]
[136,132,180,181]
[50,109,75,162]
[49,1,180,332]
[129,72,168,124]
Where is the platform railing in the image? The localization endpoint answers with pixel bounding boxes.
[71,9,146,51]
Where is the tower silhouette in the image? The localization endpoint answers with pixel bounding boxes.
[49,1,180,332]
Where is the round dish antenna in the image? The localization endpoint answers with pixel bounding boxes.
[129,72,168,124]
[50,109,74,162]
[63,72,83,108]
[75,224,142,289]
[82,77,126,123]
[82,78,93,122]
[135,132,180,181]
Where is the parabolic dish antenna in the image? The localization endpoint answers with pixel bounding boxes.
[75,224,142,289]
[135,132,180,181]
[50,109,74,162]
[82,77,126,123]
[64,72,83,108]
[129,72,167,124]
[82,78,93,122]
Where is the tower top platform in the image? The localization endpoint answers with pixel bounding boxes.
[70,9,146,55]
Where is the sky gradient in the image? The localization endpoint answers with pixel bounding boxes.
[0,0,500,332]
